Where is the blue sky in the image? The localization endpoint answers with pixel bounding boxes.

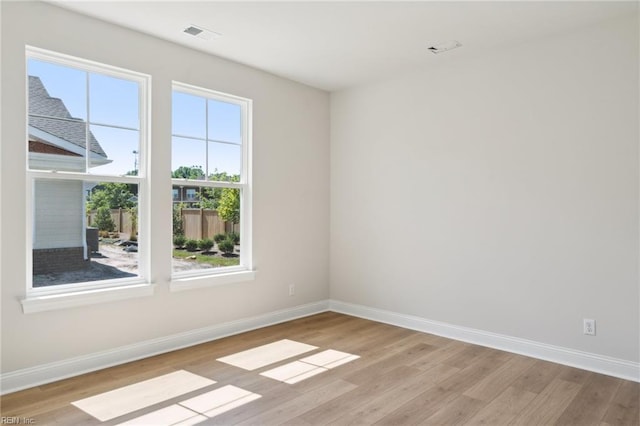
[28,59,241,177]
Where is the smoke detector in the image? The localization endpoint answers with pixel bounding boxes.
[427,40,462,54]
[183,25,221,41]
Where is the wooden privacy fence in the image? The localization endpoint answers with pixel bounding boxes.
[180,208,239,240]
[87,208,135,236]
[87,208,238,240]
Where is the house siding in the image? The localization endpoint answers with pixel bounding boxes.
[32,179,87,275]
[33,180,83,249]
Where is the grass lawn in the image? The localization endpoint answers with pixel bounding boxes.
[173,248,240,268]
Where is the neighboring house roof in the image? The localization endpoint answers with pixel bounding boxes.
[28,76,108,158]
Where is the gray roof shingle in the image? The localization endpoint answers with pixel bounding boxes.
[28,76,107,158]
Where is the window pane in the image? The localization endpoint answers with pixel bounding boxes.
[172,136,206,178]
[28,61,89,173]
[172,188,240,272]
[89,73,139,129]
[172,91,206,138]
[28,59,87,120]
[207,142,241,181]
[208,99,241,144]
[28,116,88,172]
[33,180,140,287]
[90,125,140,175]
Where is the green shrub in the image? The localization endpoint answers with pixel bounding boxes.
[218,239,235,255]
[213,233,226,244]
[228,232,240,245]
[199,238,214,252]
[173,235,186,248]
[173,203,185,236]
[94,206,115,232]
[185,239,199,251]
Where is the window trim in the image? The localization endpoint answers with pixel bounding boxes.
[23,46,152,309]
[170,81,253,285]
[21,283,156,314]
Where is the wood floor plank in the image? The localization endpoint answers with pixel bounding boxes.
[236,379,357,425]
[1,313,638,426]
[465,385,537,425]
[509,358,564,394]
[422,395,486,425]
[373,383,459,425]
[297,365,421,425]
[442,343,494,369]
[335,364,461,425]
[342,342,436,385]
[511,378,582,425]
[555,373,622,426]
[463,354,536,402]
[558,364,594,384]
[601,380,640,426]
[437,347,512,394]
[406,339,468,370]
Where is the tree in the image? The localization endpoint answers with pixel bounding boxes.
[197,187,221,209]
[172,166,204,180]
[128,205,138,241]
[87,183,135,210]
[192,171,240,209]
[198,169,240,210]
[218,188,240,225]
[173,202,185,236]
[94,206,115,232]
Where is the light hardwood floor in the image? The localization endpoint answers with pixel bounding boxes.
[1,312,638,425]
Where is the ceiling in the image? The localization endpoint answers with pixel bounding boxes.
[49,1,637,92]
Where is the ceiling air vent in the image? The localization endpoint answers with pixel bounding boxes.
[183,25,221,41]
[427,40,462,54]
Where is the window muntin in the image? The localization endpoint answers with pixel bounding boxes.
[26,47,149,293]
[171,82,251,278]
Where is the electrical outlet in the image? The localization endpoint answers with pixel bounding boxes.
[289,284,295,296]
[583,318,596,336]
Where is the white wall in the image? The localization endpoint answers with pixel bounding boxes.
[331,15,639,362]
[1,1,329,373]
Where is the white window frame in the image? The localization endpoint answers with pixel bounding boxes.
[170,81,254,290]
[22,46,153,313]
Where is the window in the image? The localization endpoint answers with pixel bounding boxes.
[25,47,149,299]
[171,82,252,282]
[186,188,197,201]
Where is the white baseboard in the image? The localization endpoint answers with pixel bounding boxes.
[0,300,330,395]
[3,298,637,394]
[329,299,639,383]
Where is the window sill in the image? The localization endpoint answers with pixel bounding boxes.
[170,269,256,292]
[21,282,155,314]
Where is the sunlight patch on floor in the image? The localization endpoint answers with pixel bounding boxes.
[260,360,328,384]
[72,341,359,423]
[72,370,216,421]
[260,349,360,384]
[300,349,361,369]
[180,384,262,417]
[216,339,317,370]
[117,404,206,426]
[116,385,262,425]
